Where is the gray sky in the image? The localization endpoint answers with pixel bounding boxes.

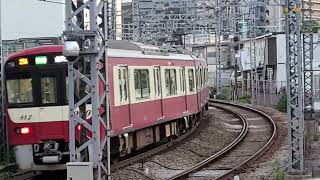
[2,0,65,40]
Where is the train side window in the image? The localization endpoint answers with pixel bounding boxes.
[179,68,186,93]
[134,69,150,100]
[188,69,195,92]
[202,68,205,86]
[195,68,199,89]
[123,69,128,101]
[157,69,161,96]
[204,68,206,84]
[153,67,161,97]
[118,70,123,101]
[165,69,177,96]
[206,68,209,84]
[204,68,206,85]
[118,68,128,103]
[200,68,203,87]
[7,77,33,104]
[41,77,58,104]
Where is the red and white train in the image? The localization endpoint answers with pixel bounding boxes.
[5,41,209,171]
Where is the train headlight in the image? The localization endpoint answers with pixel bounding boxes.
[15,127,30,134]
[63,41,80,62]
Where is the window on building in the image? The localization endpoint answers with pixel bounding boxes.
[134,69,150,100]
[153,68,161,97]
[188,69,195,92]
[165,69,177,96]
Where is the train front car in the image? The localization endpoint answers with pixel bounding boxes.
[5,46,69,170]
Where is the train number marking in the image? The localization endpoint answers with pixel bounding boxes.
[19,115,32,121]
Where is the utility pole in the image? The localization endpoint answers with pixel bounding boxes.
[64,0,111,179]
[249,2,258,104]
[215,0,222,95]
[285,0,305,174]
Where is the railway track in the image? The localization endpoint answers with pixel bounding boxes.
[114,100,277,180]
[170,100,277,179]
[9,100,277,180]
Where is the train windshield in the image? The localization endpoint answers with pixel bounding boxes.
[7,75,33,104]
[5,54,68,107]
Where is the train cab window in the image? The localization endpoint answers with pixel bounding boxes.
[165,69,177,96]
[188,69,195,92]
[7,77,33,104]
[41,77,57,104]
[134,69,150,100]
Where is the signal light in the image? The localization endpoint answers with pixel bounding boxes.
[35,56,47,65]
[54,56,67,63]
[15,127,30,134]
[18,58,29,66]
[77,124,82,131]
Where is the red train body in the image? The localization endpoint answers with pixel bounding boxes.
[5,41,209,170]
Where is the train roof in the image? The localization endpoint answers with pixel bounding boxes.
[6,41,204,62]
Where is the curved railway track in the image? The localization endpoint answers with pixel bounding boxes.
[115,100,277,180]
[170,100,277,180]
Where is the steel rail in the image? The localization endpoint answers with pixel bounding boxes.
[167,101,249,180]
[168,100,277,180]
[214,100,277,180]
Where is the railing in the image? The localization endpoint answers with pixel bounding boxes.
[214,78,287,107]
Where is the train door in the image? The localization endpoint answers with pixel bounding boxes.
[195,65,201,112]
[153,66,163,119]
[118,66,131,125]
[179,67,187,112]
[186,67,197,113]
